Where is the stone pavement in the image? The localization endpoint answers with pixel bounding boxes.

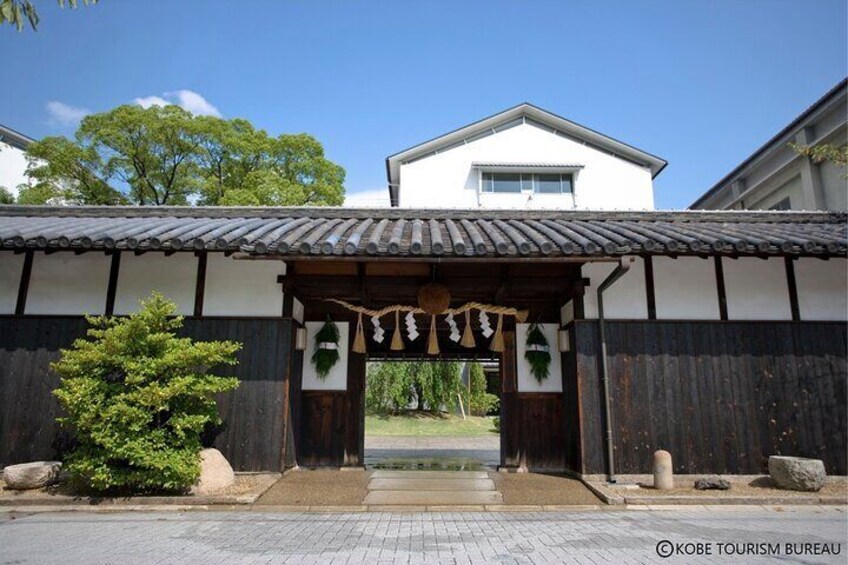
[1,506,846,564]
[364,470,503,506]
[364,435,500,470]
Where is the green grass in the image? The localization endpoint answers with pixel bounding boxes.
[365,412,498,437]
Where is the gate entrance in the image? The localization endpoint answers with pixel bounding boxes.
[286,260,583,473]
[363,358,501,471]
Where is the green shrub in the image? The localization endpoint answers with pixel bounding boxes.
[466,362,499,416]
[52,293,241,494]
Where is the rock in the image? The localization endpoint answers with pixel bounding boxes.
[694,476,731,490]
[653,450,673,490]
[768,456,825,492]
[2,461,62,490]
[190,448,234,495]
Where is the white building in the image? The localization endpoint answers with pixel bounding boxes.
[385,103,667,210]
[691,78,847,211]
[0,124,33,198]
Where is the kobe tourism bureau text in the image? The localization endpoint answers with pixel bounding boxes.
[655,540,842,559]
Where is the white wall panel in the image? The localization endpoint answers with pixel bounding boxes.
[723,257,791,320]
[26,252,110,315]
[203,254,285,317]
[302,321,349,391]
[516,323,563,393]
[653,257,720,320]
[582,258,648,319]
[795,257,848,321]
[0,252,24,314]
[398,122,655,210]
[114,253,196,315]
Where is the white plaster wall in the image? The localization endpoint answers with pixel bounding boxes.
[292,297,304,324]
[581,258,648,319]
[203,254,285,316]
[0,142,29,197]
[516,323,563,393]
[398,122,655,210]
[26,252,110,315]
[653,257,720,320]
[795,257,848,321]
[302,321,349,391]
[114,253,196,315]
[722,257,791,320]
[0,252,24,314]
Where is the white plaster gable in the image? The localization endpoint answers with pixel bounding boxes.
[396,121,655,210]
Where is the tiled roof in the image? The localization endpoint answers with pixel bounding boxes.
[0,206,845,258]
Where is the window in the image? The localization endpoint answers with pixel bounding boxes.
[769,197,791,211]
[481,172,573,194]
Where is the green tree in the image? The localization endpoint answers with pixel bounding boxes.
[365,361,465,415]
[790,142,848,168]
[365,362,413,414]
[466,362,498,416]
[24,136,126,204]
[52,293,241,493]
[25,104,345,206]
[2,0,97,31]
[0,186,14,204]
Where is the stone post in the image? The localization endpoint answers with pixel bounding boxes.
[653,450,673,490]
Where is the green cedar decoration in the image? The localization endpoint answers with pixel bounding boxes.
[312,318,340,378]
[524,323,551,384]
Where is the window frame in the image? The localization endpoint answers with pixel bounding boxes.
[479,171,575,195]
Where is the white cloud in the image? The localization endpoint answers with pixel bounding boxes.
[133,95,170,109]
[343,188,391,208]
[45,101,91,127]
[132,89,222,117]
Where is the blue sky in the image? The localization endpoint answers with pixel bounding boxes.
[1,0,845,208]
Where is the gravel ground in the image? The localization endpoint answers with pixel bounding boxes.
[0,474,278,502]
[619,476,848,500]
[491,472,602,505]
[254,469,371,506]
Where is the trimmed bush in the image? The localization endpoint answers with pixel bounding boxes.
[466,362,499,416]
[52,293,241,494]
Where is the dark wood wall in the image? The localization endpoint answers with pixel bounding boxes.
[500,330,579,471]
[294,306,368,468]
[574,320,848,475]
[0,316,295,472]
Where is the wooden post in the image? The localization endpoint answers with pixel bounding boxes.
[15,251,34,316]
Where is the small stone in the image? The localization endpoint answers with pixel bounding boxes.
[2,461,62,490]
[653,450,673,490]
[190,448,235,495]
[694,476,731,490]
[768,456,826,492]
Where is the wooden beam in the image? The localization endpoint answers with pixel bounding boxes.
[785,256,800,321]
[104,251,121,316]
[714,256,728,321]
[194,252,208,317]
[644,256,656,320]
[15,251,34,316]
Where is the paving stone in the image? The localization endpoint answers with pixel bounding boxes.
[369,478,496,491]
[364,490,503,505]
[370,470,490,480]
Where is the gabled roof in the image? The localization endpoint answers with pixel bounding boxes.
[0,124,34,151]
[1,206,843,259]
[385,103,668,205]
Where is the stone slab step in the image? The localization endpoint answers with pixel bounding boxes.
[363,490,503,506]
[369,478,495,491]
[370,470,490,480]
